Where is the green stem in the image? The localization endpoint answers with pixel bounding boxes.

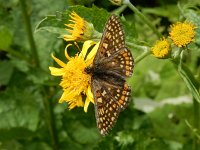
[124,0,162,38]
[19,0,40,67]
[193,98,200,150]
[171,51,200,150]
[112,4,127,15]
[42,87,59,150]
[135,49,151,64]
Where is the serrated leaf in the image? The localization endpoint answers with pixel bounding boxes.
[35,5,109,35]
[0,87,40,131]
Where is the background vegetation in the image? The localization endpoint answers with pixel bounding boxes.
[0,0,200,150]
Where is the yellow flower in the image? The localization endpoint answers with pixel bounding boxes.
[63,11,101,42]
[169,22,196,47]
[109,0,122,5]
[49,40,100,112]
[151,38,171,59]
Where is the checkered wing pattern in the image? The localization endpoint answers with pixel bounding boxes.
[93,15,125,64]
[89,14,134,135]
[92,76,131,135]
[98,47,134,78]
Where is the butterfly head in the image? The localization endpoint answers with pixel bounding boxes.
[84,65,94,74]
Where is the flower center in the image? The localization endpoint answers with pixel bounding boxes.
[60,55,91,95]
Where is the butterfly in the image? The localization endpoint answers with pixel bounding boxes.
[85,15,134,135]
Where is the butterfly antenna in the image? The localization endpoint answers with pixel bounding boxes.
[74,41,85,58]
[74,42,81,52]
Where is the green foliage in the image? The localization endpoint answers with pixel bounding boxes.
[0,0,200,150]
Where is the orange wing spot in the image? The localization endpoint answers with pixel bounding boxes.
[124,84,129,90]
[125,57,130,60]
[122,90,127,95]
[126,61,130,64]
[126,71,130,76]
[126,65,130,70]
[121,96,125,100]
[119,99,124,104]
[123,53,128,57]
[96,91,101,97]
[113,103,117,108]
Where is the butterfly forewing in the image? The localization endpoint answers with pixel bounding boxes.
[94,15,125,64]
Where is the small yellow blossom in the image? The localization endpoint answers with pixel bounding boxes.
[63,11,101,42]
[49,40,100,112]
[151,38,171,59]
[109,0,122,5]
[169,22,196,47]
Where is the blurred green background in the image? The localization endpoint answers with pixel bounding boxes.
[0,0,200,150]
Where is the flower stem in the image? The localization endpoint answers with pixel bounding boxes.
[42,87,59,150]
[112,4,127,15]
[135,49,151,64]
[193,98,200,150]
[124,0,162,38]
[171,51,200,150]
[19,0,40,67]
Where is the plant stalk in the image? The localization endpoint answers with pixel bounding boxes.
[135,49,151,64]
[19,0,40,67]
[42,87,59,150]
[124,0,162,38]
[193,98,200,150]
[112,4,127,14]
[172,54,200,150]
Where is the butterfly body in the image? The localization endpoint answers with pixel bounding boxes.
[85,15,134,135]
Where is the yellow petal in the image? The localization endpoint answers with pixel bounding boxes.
[65,44,73,60]
[86,42,100,61]
[49,67,64,76]
[80,40,96,59]
[77,95,84,107]
[84,97,90,112]
[84,86,94,112]
[51,54,66,68]
[60,89,77,102]
[87,86,94,103]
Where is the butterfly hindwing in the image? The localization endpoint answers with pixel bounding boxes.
[99,47,134,78]
[91,75,131,135]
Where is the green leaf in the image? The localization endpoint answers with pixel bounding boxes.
[0,139,23,150]
[184,9,200,45]
[142,5,179,22]
[35,5,109,34]
[71,122,100,144]
[172,60,200,103]
[0,128,35,141]
[0,87,40,131]
[149,104,193,144]
[0,26,12,50]
[0,60,14,85]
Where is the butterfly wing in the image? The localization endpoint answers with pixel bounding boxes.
[91,75,131,135]
[93,15,134,78]
[98,47,134,78]
[93,15,125,64]
[91,15,134,135]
